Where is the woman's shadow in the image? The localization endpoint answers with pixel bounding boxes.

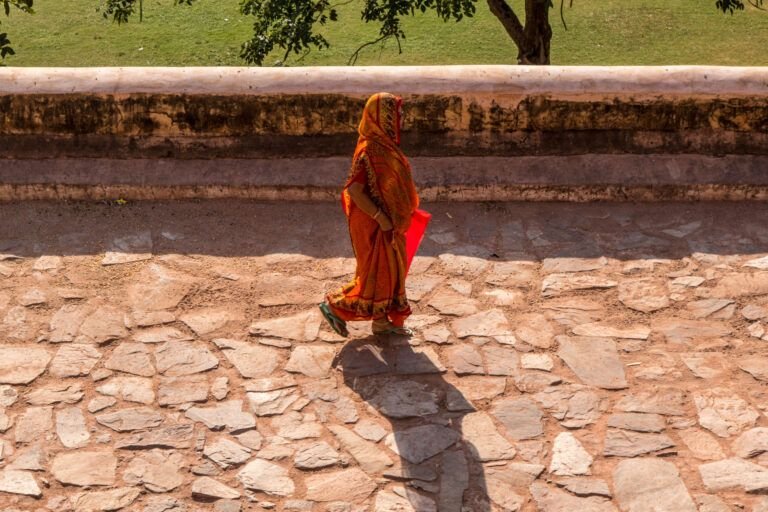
[333,335,493,512]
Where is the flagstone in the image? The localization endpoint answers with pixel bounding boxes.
[237,459,295,496]
[555,477,612,498]
[406,274,443,301]
[738,356,768,382]
[158,375,209,405]
[328,425,393,474]
[732,427,768,458]
[482,345,519,375]
[607,413,665,433]
[133,326,192,343]
[50,344,101,377]
[394,345,446,374]
[385,425,459,464]
[247,388,300,416]
[123,450,185,493]
[370,380,438,418]
[542,297,605,328]
[550,432,593,475]
[7,444,47,472]
[0,470,41,497]
[515,313,556,348]
[214,338,280,378]
[204,437,252,469]
[285,345,336,378]
[686,298,736,319]
[450,309,510,339]
[51,451,116,486]
[542,257,608,274]
[68,489,142,512]
[694,388,759,437]
[55,407,90,448]
[557,336,627,389]
[180,306,244,336]
[192,477,241,500]
[533,385,602,428]
[78,306,129,343]
[15,406,53,444]
[603,430,676,457]
[131,310,176,327]
[185,400,256,432]
[530,483,617,512]
[115,424,195,450]
[492,397,545,440]
[613,458,696,512]
[97,376,155,405]
[155,340,218,376]
[677,429,726,461]
[616,388,687,416]
[96,407,164,432]
[485,464,544,510]
[0,346,51,384]
[461,412,516,462]
[127,264,195,311]
[571,322,650,340]
[542,274,618,297]
[445,344,484,375]
[618,278,670,312]
[104,342,155,377]
[293,441,342,470]
[249,310,322,341]
[26,382,83,406]
[511,371,562,394]
[699,457,768,492]
[428,289,479,316]
[49,304,93,343]
[304,468,376,503]
[702,272,768,298]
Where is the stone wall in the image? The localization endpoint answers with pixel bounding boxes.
[1,66,767,200]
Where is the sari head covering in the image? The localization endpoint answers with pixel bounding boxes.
[327,92,419,327]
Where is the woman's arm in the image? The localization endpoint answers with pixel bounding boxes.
[347,183,393,231]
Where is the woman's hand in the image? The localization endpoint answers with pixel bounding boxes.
[377,214,393,232]
[346,183,394,231]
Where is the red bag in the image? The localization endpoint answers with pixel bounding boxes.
[405,209,431,272]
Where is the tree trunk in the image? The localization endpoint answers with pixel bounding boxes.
[487,0,552,65]
[519,0,552,64]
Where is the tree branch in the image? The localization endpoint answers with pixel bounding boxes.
[560,0,568,30]
[348,33,392,65]
[486,0,525,48]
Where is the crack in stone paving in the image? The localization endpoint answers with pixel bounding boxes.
[0,200,767,511]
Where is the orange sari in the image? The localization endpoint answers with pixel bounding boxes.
[326,93,419,327]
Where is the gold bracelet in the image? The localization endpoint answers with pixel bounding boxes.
[373,209,382,220]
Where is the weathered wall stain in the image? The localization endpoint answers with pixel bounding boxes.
[2,93,768,159]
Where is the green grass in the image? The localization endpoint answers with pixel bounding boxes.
[1,0,767,66]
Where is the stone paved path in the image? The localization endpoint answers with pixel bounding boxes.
[1,200,768,511]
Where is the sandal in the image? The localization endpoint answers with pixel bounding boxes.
[373,325,414,337]
[319,303,349,338]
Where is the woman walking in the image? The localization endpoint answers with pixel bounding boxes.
[319,92,420,338]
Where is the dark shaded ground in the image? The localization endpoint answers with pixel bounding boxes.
[1,200,766,261]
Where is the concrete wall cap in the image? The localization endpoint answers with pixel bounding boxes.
[1,65,767,96]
